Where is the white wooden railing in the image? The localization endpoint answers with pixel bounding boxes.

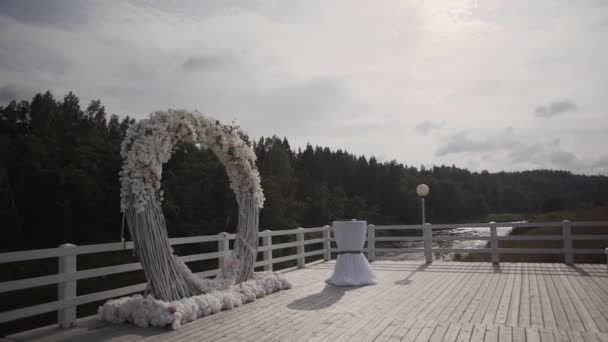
[1,220,607,330]
[362,220,608,264]
[0,226,330,329]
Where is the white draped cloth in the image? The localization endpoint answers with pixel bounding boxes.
[326,220,377,286]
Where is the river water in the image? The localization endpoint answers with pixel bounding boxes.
[376,225,515,261]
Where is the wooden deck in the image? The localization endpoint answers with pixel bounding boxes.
[8,261,608,342]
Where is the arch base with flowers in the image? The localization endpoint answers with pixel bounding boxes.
[97,110,291,329]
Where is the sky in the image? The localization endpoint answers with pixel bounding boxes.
[1,0,607,175]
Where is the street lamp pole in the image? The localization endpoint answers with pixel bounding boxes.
[421,197,426,225]
[417,183,431,263]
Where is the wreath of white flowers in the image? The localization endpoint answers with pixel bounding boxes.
[119,109,264,213]
[117,109,267,303]
[98,110,291,329]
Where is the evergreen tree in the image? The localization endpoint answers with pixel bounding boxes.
[1,90,606,252]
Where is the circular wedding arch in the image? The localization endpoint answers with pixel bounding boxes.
[119,110,264,301]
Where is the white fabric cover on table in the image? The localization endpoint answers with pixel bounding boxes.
[326,220,377,286]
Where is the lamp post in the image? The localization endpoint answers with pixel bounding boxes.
[416,184,430,224]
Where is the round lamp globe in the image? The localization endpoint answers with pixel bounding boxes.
[416,184,430,197]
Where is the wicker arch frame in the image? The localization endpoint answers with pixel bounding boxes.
[119,110,264,301]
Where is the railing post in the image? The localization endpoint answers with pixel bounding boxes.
[296,227,305,268]
[323,225,331,261]
[423,223,433,264]
[262,230,273,271]
[367,224,375,262]
[217,232,229,269]
[563,220,573,265]
[58,243,76,328]
[490,222,499,264]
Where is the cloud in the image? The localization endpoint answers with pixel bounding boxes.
[592,155,608,175]
[0,1,606,175]
[182,55,226,72]
[241,78,348,135]
[434,131,608,174]
[0,0,93,29]
[534,100,578,118]
[260,78,345,115]
[548,147,577,168]
[435,132,505,156]
[416,120,445,134]
[0,84,31,104]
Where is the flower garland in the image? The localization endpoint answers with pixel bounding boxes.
[99,272,291,329]
[119,109,264,213]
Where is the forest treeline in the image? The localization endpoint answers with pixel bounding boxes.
[1,92,607,252]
